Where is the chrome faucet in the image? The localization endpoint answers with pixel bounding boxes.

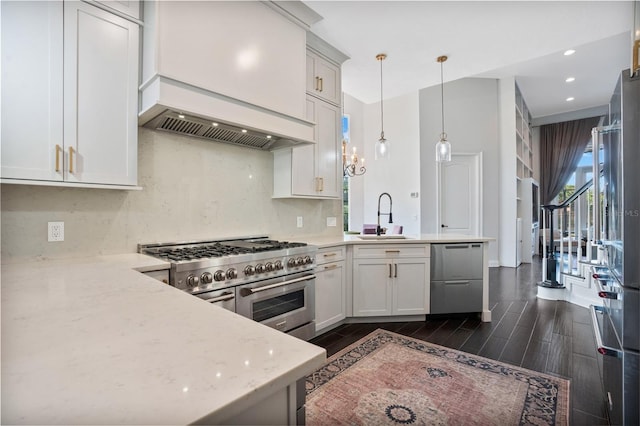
[377,192,393,235]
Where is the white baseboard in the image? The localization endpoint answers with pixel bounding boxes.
[489,260,500,268]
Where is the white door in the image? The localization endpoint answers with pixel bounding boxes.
[438,153,482,235]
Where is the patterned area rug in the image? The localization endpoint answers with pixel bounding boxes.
[306,329,569,425]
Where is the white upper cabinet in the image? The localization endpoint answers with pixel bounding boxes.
[306,50,340,105]
[64,1,139,185]
[1,1,139,188]
[1,1,64,181]
[142,1,306,122]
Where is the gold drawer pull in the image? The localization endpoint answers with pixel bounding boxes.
[68,146,75,174]
[323,253,337,257]
[55,144,62,172]
[324,264,338,270]
[385,250,400,254]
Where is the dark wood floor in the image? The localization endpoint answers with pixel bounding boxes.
[310,258,610,425]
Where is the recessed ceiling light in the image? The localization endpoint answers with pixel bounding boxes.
[266,135,272,139]
[178,114,185,119]
[564,49,576,56]
[212,122,219,127]
[566,97,575,102]
[241,129,248,133]
[565,77,575,83]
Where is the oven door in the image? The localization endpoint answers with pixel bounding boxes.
[193,288,236,312]
[236,272,315,337]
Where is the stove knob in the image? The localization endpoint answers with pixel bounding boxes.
[296,257,304,266]
[244,265,255,276]
[274,260,283,270]
[265,262,274,272]
[255,263,266,273]
[186,274,200,288]
[287,258,296,268]
[303,256,312,265]
[201,272,213,284]
[226,268,238,279]
[214,270,226,281]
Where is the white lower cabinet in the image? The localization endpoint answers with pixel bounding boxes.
[352,245,430,317]
[314,247,346,332]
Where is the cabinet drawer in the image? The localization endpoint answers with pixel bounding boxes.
[430,279,482,314]
[431,243,483,280]
[353,244,429,259]
[316,246,346,264]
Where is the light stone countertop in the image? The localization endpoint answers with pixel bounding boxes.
[299,233,495,248]
[1,254,326,425]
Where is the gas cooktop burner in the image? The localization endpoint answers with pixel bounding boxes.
[149,239,308,262]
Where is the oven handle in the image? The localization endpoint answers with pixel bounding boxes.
[589,305,622,358]
[203,292,235,304]
[240,275,316,297]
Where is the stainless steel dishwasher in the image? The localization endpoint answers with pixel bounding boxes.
[430,243,483,314]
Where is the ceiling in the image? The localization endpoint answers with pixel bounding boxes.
[303,1,635,119]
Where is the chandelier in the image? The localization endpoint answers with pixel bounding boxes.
[343,140,366,177]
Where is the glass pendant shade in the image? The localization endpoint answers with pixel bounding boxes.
[435,55,452,162]
[375,135,389,160]
[435,133,451,162]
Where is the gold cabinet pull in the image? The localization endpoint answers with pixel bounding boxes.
[319,77,323,92]
[315,76,321,91]
[68,147,75,174]
[388,264,392,278]
[55,144,62,172]
[394,263,398,278]
[385,250,400,254]
[315,177,324,192]
[323,253,337,257]
[324,264,338,270]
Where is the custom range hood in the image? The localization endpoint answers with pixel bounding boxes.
[138,1,320,152]
[138,76,316,151]
[142,108,309,151]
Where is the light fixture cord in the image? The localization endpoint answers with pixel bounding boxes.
[440,60,445,136]
[380,57,385,138]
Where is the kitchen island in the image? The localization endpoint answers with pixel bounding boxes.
[1,254,325,425]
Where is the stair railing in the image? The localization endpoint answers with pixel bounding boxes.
[540,171,602,287]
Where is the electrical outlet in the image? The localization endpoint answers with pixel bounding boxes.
[327,217,337,227]
[48,221,64,242]
[296,216,303,228]
[410,192,419,198]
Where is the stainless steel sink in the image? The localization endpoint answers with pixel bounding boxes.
[356,235,408,240]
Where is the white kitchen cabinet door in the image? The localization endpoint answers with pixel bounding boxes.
[392,258,429,315]
[352,259,392,317]
[1,1,64,181]
[306,50,340,106]
[63,1,138,185]
[280,95,340,199]
[314,261,346,332]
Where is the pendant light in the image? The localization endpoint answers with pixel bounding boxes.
[435,55,451,162]
[375,53,389,160]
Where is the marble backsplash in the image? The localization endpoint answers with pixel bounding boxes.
[1,128,342,263]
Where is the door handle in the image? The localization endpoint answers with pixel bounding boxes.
[394,263,398,278]
[388,264,392,278]
[441,224,448,228]
[68,146,75,174]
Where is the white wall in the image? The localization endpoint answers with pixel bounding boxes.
[355,92,421,236]
[1,128,342,263]
[419,78,500,266]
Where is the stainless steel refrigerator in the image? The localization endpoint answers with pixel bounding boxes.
[596,68,640,425]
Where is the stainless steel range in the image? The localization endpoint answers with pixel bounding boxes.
[139,236,317,340]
